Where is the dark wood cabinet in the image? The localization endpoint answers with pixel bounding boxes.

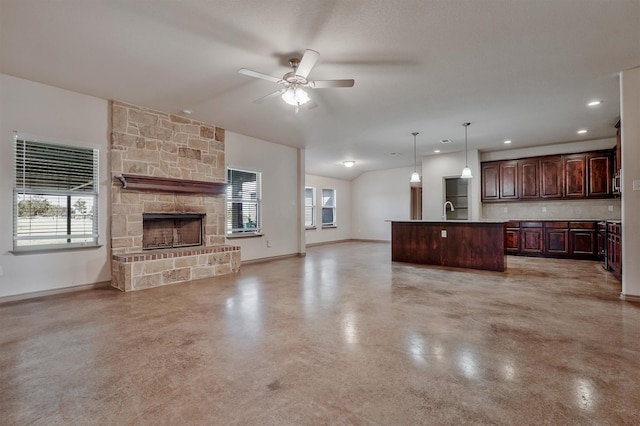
[521,222,544,255]
[540,156,564,198]
[500,161,519,199]
[587,153,612,197]
[505,220,601,261]
[563,154,587,198]
[481,163,500,201]
[505,221,520,254]
[569,221,596,259]
[607,222,622,280]
[481,149,614,202]
[545,222,569,256]
[519,159,539,199]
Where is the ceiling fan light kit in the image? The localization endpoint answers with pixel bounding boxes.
[238,49,355,109]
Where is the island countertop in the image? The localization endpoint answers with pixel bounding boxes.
[389,220,506,272]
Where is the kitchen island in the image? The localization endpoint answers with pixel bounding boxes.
[390,220,506,272]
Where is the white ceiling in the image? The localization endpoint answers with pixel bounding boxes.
[1,0,639,180]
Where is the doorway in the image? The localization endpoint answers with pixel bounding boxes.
[410,184,422,220]
[444,177,469,220]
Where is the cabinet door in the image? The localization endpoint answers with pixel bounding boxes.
[564,154,586,198]
[521,223,544,254]
[481,163,500,201]
[505,228,520,254]
[540,156,564,198]
[570,230,595,257]
[545,225,569,256]
[519,159,539,199]
[587,153,611,197]
[500,161,518,199]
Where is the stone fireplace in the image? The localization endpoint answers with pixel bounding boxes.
[109,101,240,292]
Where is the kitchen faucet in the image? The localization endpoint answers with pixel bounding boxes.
[443,201,454,220]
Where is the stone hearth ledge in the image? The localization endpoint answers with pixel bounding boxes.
[111,245,240,292]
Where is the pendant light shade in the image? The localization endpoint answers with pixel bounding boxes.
[410,132,421,183]
[461,122,472,179]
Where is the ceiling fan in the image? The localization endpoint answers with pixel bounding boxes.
[238,49,355,110]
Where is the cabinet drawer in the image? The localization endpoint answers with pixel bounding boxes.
[570,221,596,229]
[545,221,568,228]
[521,221,543,228]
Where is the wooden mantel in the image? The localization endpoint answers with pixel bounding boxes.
[115,174,226,195]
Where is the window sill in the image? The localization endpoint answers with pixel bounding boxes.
[322,225,337,229]
[11,244,103,255]
[226,233,263,239]
[305,226,317,230]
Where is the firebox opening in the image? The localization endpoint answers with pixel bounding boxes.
[142,213,204,250]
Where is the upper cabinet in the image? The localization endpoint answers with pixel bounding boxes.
[481,149,615,202]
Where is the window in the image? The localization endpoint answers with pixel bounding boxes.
[13,134,99,250]
[305,187,316,228]
[227,168,261,235]
[321,188,336,227]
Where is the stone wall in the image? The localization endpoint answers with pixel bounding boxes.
[110,101,239,291]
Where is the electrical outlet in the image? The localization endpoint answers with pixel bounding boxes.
[266,240,272,248]
[503,207,508,213]
[542,207,547,212]
[608,205,614,212]
[441,230,447,238]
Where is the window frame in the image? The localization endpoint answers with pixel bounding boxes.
[13,133,100,252]
[226,167,262,237]
[305,186,316,229]
[321,188,337,228]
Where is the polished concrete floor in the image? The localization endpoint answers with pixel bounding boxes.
[2,242,639,425]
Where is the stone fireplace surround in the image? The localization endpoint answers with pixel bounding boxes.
[110,101,240,292]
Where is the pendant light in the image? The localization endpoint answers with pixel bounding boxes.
[410,132,421,183]
[461,122,472,179]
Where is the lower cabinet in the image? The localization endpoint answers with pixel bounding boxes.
[507,220,599,260]
[608,222,622,280]
[521,222,544,255]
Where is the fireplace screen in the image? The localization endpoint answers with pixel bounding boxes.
[142,213,204,250]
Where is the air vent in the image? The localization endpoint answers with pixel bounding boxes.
[440,139,452,144]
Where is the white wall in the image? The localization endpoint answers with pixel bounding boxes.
[421,150,481,221]
[620,67,640,299]
[0,74,111,299]
[225,132,301,261]
[351,167,414,241]
[305,175,352,245]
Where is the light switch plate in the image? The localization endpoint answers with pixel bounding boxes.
[633,179,640,191]
[441,230,447,238]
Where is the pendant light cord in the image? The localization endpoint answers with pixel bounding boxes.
[412,132,419,172]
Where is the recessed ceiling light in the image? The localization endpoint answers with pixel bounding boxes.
[343,160,355,168]
[434,149,441,153]
[577,129,588,134]
[587,100,602,107]
[504,140,512,144]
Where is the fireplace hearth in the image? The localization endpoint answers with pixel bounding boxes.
[142,213,204,250]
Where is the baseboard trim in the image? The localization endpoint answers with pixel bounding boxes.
[620,293,640,303]
[241,253,302,265]
[306,238,389,248]
[0,281,112,305]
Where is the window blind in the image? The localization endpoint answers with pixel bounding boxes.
[13,136,99,249]
[227,168,261,234]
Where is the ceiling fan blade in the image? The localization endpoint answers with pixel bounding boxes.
[309,79,355,88]
[295,49,320,79]
[238,68,282,84]
[253,88,287,104]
